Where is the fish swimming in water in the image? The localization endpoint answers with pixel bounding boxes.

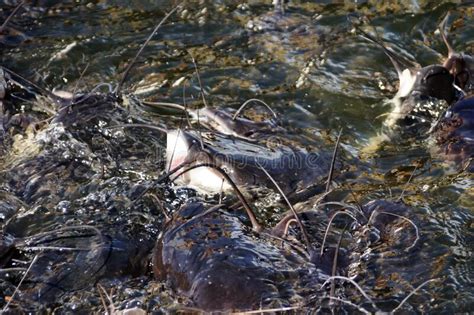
[152,180,430,313]
[430,95,474,171]
[114,123,336,203]
[152,200,323,311]
[142,98,281,139]
[0,3,178,311]
[439,13,474,94]
[119,61,340,200]
[355,25,459,130]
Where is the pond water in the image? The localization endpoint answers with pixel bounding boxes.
[0,0,472,313]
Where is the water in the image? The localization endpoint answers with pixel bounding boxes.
[0,0,473,313]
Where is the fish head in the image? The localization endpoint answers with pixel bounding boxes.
[444,53,474,92]
[166,130,232,192]
[196,107,239,136]
[197,107,277,138]
[387,65,456,129]
[413,65,456,104]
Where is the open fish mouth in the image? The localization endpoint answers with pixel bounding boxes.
[164,128,335,197]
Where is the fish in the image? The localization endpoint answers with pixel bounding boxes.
[0,224,153,305]
[431,95,474,171]
[439,13,474,94]
[128,84,340,199]
[112,120,336,204]
[153,200,331,312]
[152,189,427,312]
[356,27,459,129]
[142,98,281,139]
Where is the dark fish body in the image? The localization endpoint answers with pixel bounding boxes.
[153,201,326,311]
[167,129,333,199]
[0,89,159,306]
[432,96,474,170]
[153,198,427,312]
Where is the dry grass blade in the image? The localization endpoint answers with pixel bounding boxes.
[2,254,39,311]
[115,3,182,94]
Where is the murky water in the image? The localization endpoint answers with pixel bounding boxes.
[0,0,473,313]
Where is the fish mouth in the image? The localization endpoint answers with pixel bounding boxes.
[166,130,232,193]
[166,129,190,171]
